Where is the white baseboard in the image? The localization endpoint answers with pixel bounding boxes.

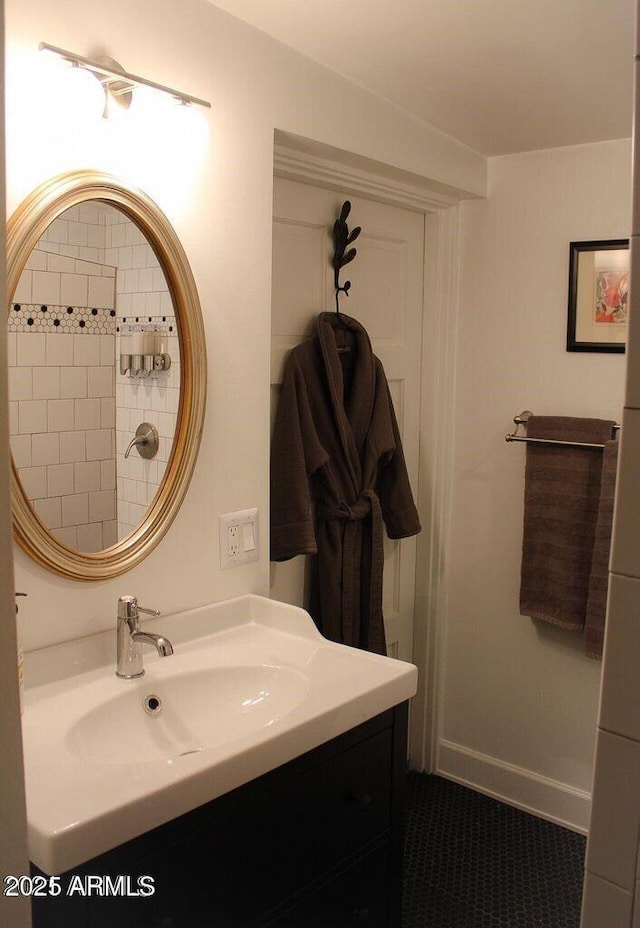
[436,739,591,835]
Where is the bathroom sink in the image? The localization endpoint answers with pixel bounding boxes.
[22,594,417,874]
[66,664,310,764]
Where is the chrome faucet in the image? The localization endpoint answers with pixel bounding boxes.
[116,595,173,679]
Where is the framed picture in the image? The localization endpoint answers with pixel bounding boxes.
[566,239,629,353]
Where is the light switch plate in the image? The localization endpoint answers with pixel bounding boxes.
[219,508,259,569]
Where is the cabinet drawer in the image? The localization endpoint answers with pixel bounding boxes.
[267,842,392,928]
[135,728,392,926]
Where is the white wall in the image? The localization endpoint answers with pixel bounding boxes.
[5,0,485,653]
[440,139,631,831]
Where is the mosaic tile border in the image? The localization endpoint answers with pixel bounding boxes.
[117,313,177,335]
[9,303,116,335]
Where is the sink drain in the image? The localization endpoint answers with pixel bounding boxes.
[143,694,162,716]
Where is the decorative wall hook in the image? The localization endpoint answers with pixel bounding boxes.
[333,200,361,314]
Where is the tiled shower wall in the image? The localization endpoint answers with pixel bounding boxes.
[8,204,118,552]
[7,202,179,550]
[104,206,178,541]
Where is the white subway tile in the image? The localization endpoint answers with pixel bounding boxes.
[58,244,78,258]
[88,366,114,399]
[47,218,69,245]
[75,398,102,431]
[32,270,61,305]
[142,459,158,485]
[19,400,48,434]
[88,276,115,309]
[54,526,77,547]
[74,461,101,494]
[59,431,86,464]
[33,496,62,529]
[102,521,118,548]
[123,478,137,503]
[61,493,89,527]
[10,435,32,469]
[13,269,32,303]
[60,367,87,399]
[165,388,180,415]
[45,334,73,367]
[158,411,176,438]
[31,432,60,467]
[18,466,47,500]
[132,244,148,269]
[60,273,88,307]
[124,268,140,292]
[89,489,116,522]
[125,222,143,247]
[86,428,113,461]
[128,502,146,524]
[152,267,167,291]
[68,222,88,247]
[46,253,76,273]
[145,291,161,315]
[124,455,143,481]
[73,334,101,366]
[16,333,46,367]
[130,292,146,315]
[118,246,133,270]
[26,249,47,271]
[138,268,154,293]
[7,333,16,367]
[86,225,105,250]
[77,202,100,225]
[582,871,633,928]
[101,397,116,429]
[47,463,75,498]
[9,367,33,401]
[47,399,75,433]
[32,366,61,401]
[100,335,115,367]
[100,459,116,490]
[110,224,126,247]
[587,729,640,890]
[9,402,18,435]
[76,522,103,553]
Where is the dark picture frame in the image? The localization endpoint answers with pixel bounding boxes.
[566,239,629,353]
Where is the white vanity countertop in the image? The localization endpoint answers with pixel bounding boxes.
[22,594,417,874]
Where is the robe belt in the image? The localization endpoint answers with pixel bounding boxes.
[318,490,386,654]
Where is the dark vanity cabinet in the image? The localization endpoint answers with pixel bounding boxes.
[32,703,409,928]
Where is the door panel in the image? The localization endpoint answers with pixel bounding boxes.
[270,177,424,660]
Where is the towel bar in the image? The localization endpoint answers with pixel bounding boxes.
[505,410,620,450]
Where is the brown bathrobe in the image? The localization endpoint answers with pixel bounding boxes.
[270,311,421,655]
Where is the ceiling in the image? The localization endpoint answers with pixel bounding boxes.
[210,0,635,157]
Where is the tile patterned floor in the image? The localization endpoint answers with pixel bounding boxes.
[403,774,586,928]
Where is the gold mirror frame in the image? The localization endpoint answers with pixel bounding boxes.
[7,171,207,580]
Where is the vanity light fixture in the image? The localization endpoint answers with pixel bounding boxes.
[39,42,211,116]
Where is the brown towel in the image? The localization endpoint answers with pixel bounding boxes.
[519,416,616,631]
[585,440,619,659]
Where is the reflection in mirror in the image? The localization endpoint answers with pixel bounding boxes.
[8,202,180,553]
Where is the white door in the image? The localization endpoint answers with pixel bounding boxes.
[270,177,424,661]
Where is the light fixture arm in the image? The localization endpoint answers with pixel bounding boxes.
[39,42,211,110]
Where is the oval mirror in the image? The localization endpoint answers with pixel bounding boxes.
[7,171,206,580]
